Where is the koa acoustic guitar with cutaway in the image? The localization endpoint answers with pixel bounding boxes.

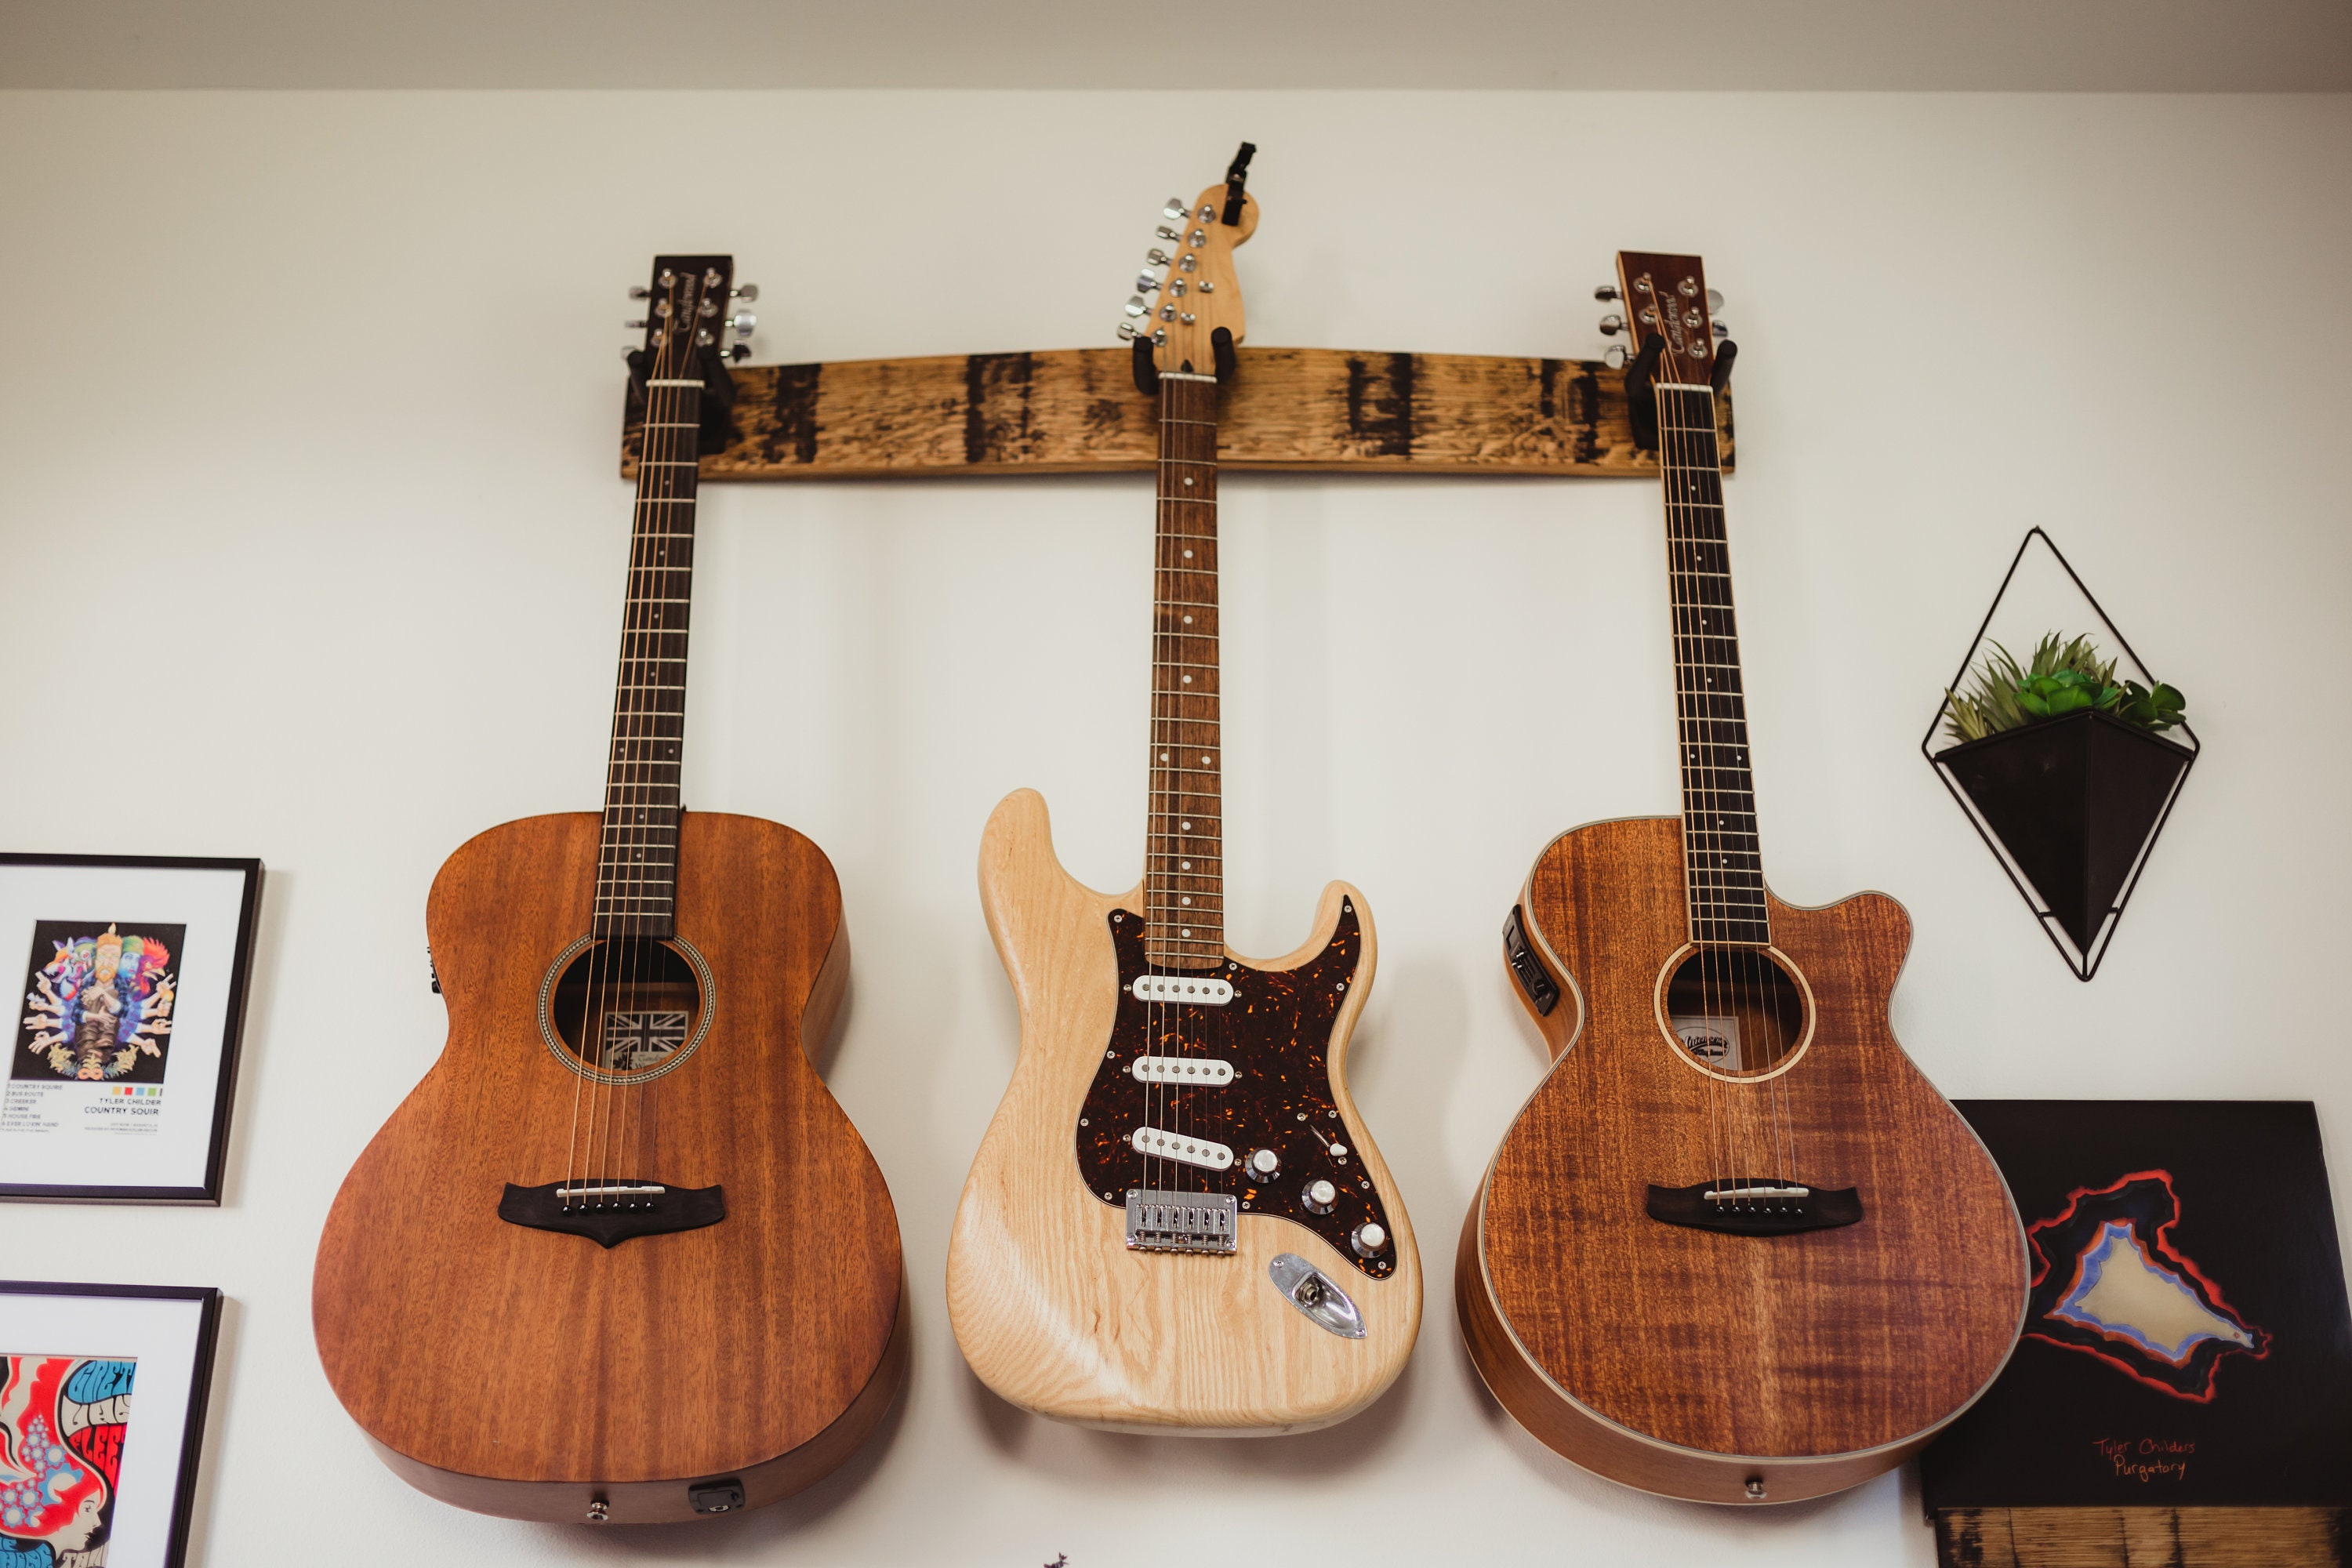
[1457,251,2026,1504]
[946,147,1422,1434]
[313,255,906,1525]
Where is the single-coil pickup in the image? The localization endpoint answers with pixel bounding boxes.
[1130,1127,1234,1171]
[1131,1055,1234,1085]
[1131,974,1234,1006]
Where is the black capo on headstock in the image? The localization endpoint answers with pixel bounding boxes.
[1221,141,1256,227]
[1624,335,1736,452]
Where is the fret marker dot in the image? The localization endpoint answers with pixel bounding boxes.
[1181,821,1191,830]
[1182,550,1193,558]
[1183,615,1192,624]
[1160,752,1169,760]
[1180,861,1190,870]
[1200,756,1210,764]
[1181,927,1192,937]
[1183,477,1194,486]
[1181,897,1192,906]
[1181,675,1192,684]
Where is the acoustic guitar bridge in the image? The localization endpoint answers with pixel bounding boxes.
[1645,1178,1861,1236]
[499,1179,725,1249]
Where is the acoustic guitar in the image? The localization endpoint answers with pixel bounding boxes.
[1457,252,2027,1504]
[313,256,906,1525]
[946,147,1422,1434]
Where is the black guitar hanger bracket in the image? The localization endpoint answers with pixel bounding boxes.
[1624,335,1735,453]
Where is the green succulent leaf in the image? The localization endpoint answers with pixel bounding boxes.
[1940,630,2183,743]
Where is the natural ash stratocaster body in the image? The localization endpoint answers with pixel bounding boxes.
[948,790,1420,1433]
[947,154,1420,1433]
[314,811,906,1522]
[1462,817,2022,1501]
[1457,250,2024,1504]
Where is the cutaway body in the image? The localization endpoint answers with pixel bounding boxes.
[948,789,1421,1433]
[1460,815,2026,1504]
[314,811,906,1523]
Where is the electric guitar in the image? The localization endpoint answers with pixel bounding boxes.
[313,256,906,1524]
[1457,252,2026,1504]
[946,148,1421,1434]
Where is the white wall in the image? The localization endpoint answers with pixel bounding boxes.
[2,89,2347,1566]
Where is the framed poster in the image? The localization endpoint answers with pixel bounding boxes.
[0,1282,222,1568]
[1,856,263,1203]
[1924,1100,2352,1510]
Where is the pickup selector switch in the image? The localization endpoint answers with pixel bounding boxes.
[1302,1178,1338,1214]
[1249,1148,1281,1178]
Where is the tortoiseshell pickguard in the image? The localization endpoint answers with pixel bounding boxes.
[1073,899,1393,1278]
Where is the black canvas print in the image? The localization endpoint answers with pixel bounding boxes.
[1923,1101,2352,1508]
[13,921,187,1085]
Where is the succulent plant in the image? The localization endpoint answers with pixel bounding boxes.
[1943,633,2185,744]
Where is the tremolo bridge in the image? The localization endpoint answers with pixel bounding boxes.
[1126,1189,1239,1254]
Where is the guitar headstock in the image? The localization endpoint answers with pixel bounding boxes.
[626,254,755,376]
[1611,251,1721,387]
[1117,143,1258,380]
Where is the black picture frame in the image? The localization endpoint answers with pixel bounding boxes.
[0,1280,223,1568]
[0,854,264,1203]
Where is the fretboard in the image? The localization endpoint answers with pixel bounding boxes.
[1659,382,1770,947]
[594,376,702,938]
[1143,372,1225,969]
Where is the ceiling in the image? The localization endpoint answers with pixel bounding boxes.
[4,0,2348,90]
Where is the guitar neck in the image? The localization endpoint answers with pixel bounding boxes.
[1143,372,1225,970]
[1658,381,1770,947]
[595,372,702,939]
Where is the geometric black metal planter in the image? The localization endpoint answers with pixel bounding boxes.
[1923,530,2199,981]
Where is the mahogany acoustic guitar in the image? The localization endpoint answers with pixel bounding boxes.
[313,256,906,1525]
[946,147,1422,1434]
[1457,252,2027,1504]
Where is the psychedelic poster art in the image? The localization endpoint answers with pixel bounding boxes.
[0,1355,133,1568]
[0,858,260,1203]
[14,924,184,1088]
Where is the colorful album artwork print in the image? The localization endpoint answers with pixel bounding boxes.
[2025,1170,2269,1401]
[0,1355,132,1568]
[13,924,184,1086]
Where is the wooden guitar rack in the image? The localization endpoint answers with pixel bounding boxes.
[620,345,1733,481]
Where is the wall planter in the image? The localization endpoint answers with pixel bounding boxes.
[1923,531,2198,981]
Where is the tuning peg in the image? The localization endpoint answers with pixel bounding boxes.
[1156,225,1181,242]
[1124,296,1149,318]
[625,318,648,330]
[1706,288,1724,313]
[1163,198,1189,220]
[1118,321,1142,341]
[1135,270,1163,293]
[732,284,759,302]
[1712,320,1730,339]
[1599,314,1625,336]
[1595,285,1621,302]
[727,343,750,363]
[729,312,757,336]
[1145,249,1171,267]
[629,285,651,299]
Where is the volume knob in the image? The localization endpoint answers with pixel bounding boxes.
[1302,1179,1338,1214]
[1248,1148,1281,1178]
[1351,1221,1388,1257]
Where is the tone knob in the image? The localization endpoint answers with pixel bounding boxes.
[1352,1221,1388,1256]
[1249,1148,1280,1178]
[1302,1178,1338,1214]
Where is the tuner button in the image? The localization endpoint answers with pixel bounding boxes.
[730,312,756,335]
[732,283,760,302]
[1164,198,1189,219]
[1599,314,1624,336]
[1145,248,1171,267]
[1604,344,1629,368]
[1157,225,1181,241]
[1136,270,1161,292]
[1595,285,1621,302]
[1117,321,1142,341]
[1302,1179,1338,1214]
[628,285,651,299]
[1249,1148,1281,1177]
[625,318,648,330]
[1712,320,1729,339]
[1124,296,1149,318]
[1352,1221,1388,1256]
[727,343,750,363]
[1706,288,1724,313]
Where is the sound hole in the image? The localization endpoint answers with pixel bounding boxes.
[549,938,704,1080]
[1662,946,1807,1079]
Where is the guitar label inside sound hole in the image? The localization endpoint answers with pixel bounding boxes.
[1660,946,1808,1081]
[538,935,715,1085]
